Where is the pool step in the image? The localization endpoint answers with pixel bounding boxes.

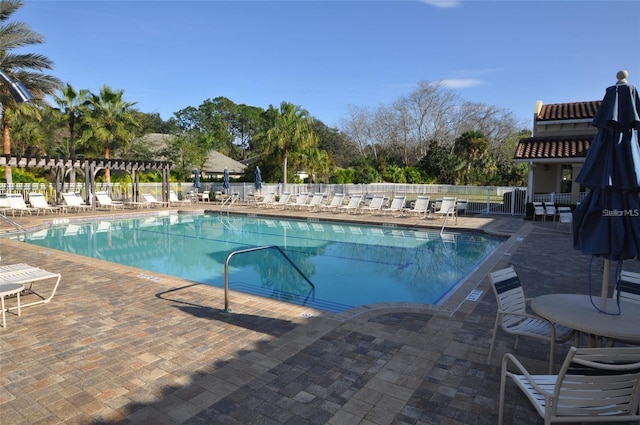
[230,282,353,313]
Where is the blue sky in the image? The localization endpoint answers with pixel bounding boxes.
[16,0,640,130]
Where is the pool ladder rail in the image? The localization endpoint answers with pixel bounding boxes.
[0,214,26,234]
[224,245,315,312]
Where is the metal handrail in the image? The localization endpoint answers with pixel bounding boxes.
[224,245,315,312]
[0,214,26,234]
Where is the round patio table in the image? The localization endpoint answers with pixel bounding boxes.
[531,294,640,346]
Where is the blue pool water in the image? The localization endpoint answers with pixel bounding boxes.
[23,214,503,312]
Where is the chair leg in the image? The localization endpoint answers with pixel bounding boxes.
[487,316,500,365]
[498,366,508,425]
[548,340,555,374]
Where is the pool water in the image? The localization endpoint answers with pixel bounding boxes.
[23,214,503,312]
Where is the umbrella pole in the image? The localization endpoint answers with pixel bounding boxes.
[601,258,610,311]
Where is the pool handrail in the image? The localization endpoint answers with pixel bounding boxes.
[224,245,315,312]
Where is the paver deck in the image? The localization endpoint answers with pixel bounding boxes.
[1,202,638,424]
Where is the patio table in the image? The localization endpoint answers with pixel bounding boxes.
[531,294,640,347]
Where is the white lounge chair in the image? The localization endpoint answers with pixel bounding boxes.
[28,192,63,215]
[487,266,574,374]
[499,346,640,425]
[360,195,385,214]
[320,193,345,212]
[301,193,325,211]
[337,194,363,214]
[169,190,191,206]
[404,196,430,218]
[142,193,169,208]
[255,192,276,207]
[287,193,309,209]
[265,192,291,209]
[95,191,125,210]
[433,196,457,224]
[0,263,62,310]
[62,192,92,212]
[6,193,37,216]
[381,196,405,216]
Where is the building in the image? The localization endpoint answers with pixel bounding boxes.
[514,99,601,205]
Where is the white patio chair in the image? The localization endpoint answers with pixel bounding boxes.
[169,190,191,206]
[337,194,363,214]
[487,266,574,374]
[433,197,457,224]
[381,196,405,216]
[95,191,125,210]
[499,346,640,425]
[556,206,573,230]
[5,193,37,216]
[403,196,430,218]
[28,192,62,215]
[287,193,309,209]
[532,202,546,221]
[320,193,345,212]
[61,192,92,212]
[544,202,557,221]
[614,270,640,305]
[359,194,385,214]
[142,193,169,208]
[301,193,325,212]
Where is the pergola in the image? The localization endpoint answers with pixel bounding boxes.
[0,154,173,204]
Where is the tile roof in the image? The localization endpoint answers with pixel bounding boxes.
[514,135,593,161]
[536,101,601,121]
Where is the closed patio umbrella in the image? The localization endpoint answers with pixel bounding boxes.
[194,169,201,190]
[255,166,262,191]
[223,169,230,192]
[573,70,640,312]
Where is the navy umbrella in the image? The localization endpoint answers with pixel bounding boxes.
[573,70,640,311]
[223,168,230,192]
[255,166,262,191]
[194,169,201,190]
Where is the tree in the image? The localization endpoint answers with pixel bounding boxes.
[261,102,318,184]
[0,0,61,183]
[79,85,140,182]
[453,131,490,185]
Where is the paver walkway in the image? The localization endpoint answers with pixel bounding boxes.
[1,204,638,424]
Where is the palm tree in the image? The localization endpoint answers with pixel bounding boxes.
[54,83,89,185]
[0,0,61,183]
[264,102,318,184]
[80,85,140,182]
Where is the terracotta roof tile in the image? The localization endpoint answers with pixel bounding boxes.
[514,135,593,160]
[537,101,601,121]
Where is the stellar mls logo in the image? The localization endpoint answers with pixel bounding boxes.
[602,209,640,217]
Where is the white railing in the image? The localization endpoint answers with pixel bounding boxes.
[1,182,543,216]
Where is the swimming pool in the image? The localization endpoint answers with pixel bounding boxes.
[22,214,503,312]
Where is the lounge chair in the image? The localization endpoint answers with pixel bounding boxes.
[320,193,345,212]
[498,346,640,425]
[62,192,92,212]
[255,192,276,207]
[432,197,457,224]
[142,193,169,208]
[265,192,291,209]
[28,192,63,215]
[6,193,38,216]
[487,266,574,374]
[381,196,405,216]
[337,194,363,214]
[359,195,385,214]
[0,263,62,310]
[403,196,430,218]
[95,191,125,210]
[169,190,192,206]
[301,193,325,211]
[532,201,554,221]
[287,193,309,209]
